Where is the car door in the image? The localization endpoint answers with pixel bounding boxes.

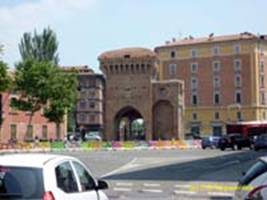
[71,160,99,200]
[53,161,83,200]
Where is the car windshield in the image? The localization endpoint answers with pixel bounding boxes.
[0,166,44,200]
[239,160,267,186]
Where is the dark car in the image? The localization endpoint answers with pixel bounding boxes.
[218,133,252,151]
[201,136,221,149]
[254,134,267,151]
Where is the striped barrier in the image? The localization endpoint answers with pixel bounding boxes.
[0,140,202,153]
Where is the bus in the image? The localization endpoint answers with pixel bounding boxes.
[226,121,267,138]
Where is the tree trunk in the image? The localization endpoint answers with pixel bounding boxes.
[56,122,61,140]
[25,110,34,141]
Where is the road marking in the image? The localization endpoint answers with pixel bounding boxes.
[174,184,191,189]
[208,192,234,197]
[174,190,197,195]
[113,187,132,192]
[101,158,137,177]
[141,189,163,193]
[143,183,161,187]
[116,182,133,187]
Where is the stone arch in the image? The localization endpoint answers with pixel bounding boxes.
[114,106,145,141]
[153,100,174,140]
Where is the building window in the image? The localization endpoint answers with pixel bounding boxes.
[261,92,266,105]
[170,51,176,58]
[213,76,221,88]
[192,113,198,120]
[212,61,221,72]
[192,93,198,106]
[168,64,177,76]
[191,77,198,90]
[235,74,242,87]
[191,63,198,73]
[79,100,86,109]
[10,124,17,140]
[89,102,95,109]
[80,91,87,98]
[237,111,242,121]
[89,115,95,122]
[260,47,264,56]
[234,44,241,54]
[234,59,242,72]
[191,49,197,58]
[26,125,33,140]
[79,113,86,122]
[235,91,242,104]
[214,112,220,120]
[263,111,266,120]
[213,126,222,136]
[214,92,220,105]
[260,75,265,88]
[42,125,48,139]
[260,61,265,73]
[212,46,220,56]
[89,91,95,97]
[191,126,200,136]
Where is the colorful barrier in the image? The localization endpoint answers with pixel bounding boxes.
[0,140,202,153]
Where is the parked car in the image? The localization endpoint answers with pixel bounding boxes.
[254,134,267,151]
[235,156,267,200]
[201,136,221,149]
[84,133,102,141]
[0,154,109,200]
[218,133,252,151]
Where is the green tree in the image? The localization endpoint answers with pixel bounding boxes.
[0,45,12,125]
[11,59,57,124]
[19,27,59,65]
[12,28,78,140]
[43,69,78,138]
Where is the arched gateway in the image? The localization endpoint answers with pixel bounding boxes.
[99,47,184,141]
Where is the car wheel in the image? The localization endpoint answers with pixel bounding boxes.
[220,147,225,151]
[254,147,259,151]
[238,145,242,150]
[202,146,206,150]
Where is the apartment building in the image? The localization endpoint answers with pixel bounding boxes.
[72,66,105,136]
[155,32,267,136]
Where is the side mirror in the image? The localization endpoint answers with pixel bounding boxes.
[96,180,108,190]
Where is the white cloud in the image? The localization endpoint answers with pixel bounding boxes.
[0,0,96,67]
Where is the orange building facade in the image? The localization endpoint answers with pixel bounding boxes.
[155,32,267,137]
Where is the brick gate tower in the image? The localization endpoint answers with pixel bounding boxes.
[99,47,184,141]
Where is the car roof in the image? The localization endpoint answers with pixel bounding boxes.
[260,157,267,163]
[0,154,75,168]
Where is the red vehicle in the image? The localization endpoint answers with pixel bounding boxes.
[227,121,267,138]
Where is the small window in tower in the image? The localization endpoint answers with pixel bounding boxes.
[124,54,130,58]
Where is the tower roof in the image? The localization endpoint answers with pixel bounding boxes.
[98,47,156,60]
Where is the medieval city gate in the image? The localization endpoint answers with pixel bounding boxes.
[99,48,184,141]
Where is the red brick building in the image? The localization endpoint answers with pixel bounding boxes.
[0,92,66,143]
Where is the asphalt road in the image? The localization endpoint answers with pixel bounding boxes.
[58,149,267,200]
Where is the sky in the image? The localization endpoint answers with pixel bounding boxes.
[0,0,267,72]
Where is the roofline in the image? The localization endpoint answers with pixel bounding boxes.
[154,34,267,51]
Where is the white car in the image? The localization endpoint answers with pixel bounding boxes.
[0,154,109,200]
[235,156,267,200]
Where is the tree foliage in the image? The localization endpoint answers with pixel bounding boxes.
[13,28,78,136]
[0,61,11,93]
[44,69,78,124]
[19,27,59,65]
[11,59,57,113]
